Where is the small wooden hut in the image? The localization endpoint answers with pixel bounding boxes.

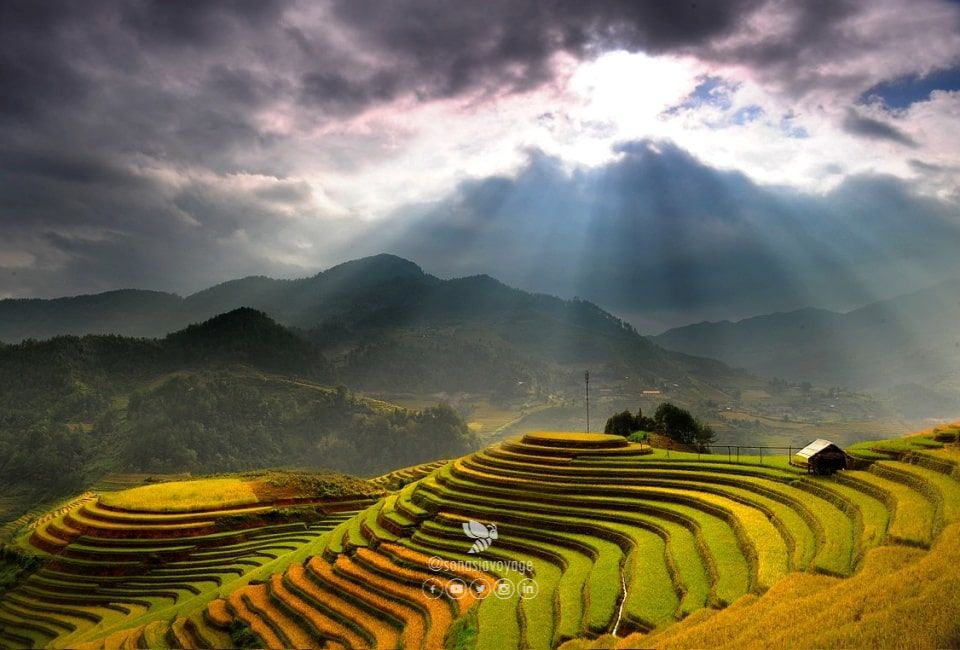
[794,439,847,475]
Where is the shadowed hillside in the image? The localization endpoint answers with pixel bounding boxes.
[0,309,476,527]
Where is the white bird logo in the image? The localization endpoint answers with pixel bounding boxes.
[463,520,498,554]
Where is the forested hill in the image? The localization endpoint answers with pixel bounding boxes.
[0,308,475,516]
[163,307,327,375]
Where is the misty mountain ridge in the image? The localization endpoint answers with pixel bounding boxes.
[654,276,960,417]
[2,254,950,418]
[0,261,761,511]
[0,255,427,342]
[0,254,750,398]
[163,307,330,377]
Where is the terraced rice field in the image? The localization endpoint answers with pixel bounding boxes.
[371,461,450,490]
[197,431,960,649]
[4,432,957,649]
[0,481,377,648]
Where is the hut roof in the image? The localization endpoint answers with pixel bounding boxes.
[795,438,843,459]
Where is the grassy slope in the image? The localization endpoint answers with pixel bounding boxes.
[0,366,468,529]
[0,306,477,530]
[847,422,960,460]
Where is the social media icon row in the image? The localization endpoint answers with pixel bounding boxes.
[421,577,538,600]
[421,579,486,600]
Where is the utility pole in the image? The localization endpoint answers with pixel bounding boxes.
[585,370,590,433]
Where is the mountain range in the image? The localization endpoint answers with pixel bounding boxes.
[0,253,925,525]
[0,254,750,399]
[654,277,960,417]
[0,255,779,526]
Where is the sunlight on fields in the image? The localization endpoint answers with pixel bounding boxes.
[620,524,960,649]
[467,401,522,436]
[98,478,259,512]
[524,431,628,445]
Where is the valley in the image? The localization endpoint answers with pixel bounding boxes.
[0,256,955,649]
[0,257,901,531]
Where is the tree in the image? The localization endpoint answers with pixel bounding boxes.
[604,410,637,437]
[653,402,699,445]
[635,408,656,432]
[604,407,656,437]
[693,421,716,450]
[652,402,716,449]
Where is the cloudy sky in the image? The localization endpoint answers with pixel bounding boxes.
[2,0,960,331]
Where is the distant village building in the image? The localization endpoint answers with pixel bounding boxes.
[793,439,848,475]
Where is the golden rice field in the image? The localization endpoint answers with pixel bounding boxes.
[97,478,260,512]
[370,461,451,491]
[0,474,380,649]
[2,430,959,649]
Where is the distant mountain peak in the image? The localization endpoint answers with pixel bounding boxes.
[451,273,506,288]
[319,253,424,279]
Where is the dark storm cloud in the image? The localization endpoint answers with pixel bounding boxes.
[0,0,957,308]
[365,141,960,331]
[702,0,960,105]
[119,0,290,48]
[0,150,325,298]
[910,160,948,174]
[299,70,401,116]
[1,0,768,138]
[0,0,771,299]
[315,0,763,109]
[205,66,274,109]
[253,180,313,205]
[0,147,144,188]
[0,0,947,157]
[0,3,93,119]
[842,110,918,147]
[0,1,289,121]
[704,0,865,93]
[0,0,300,154]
